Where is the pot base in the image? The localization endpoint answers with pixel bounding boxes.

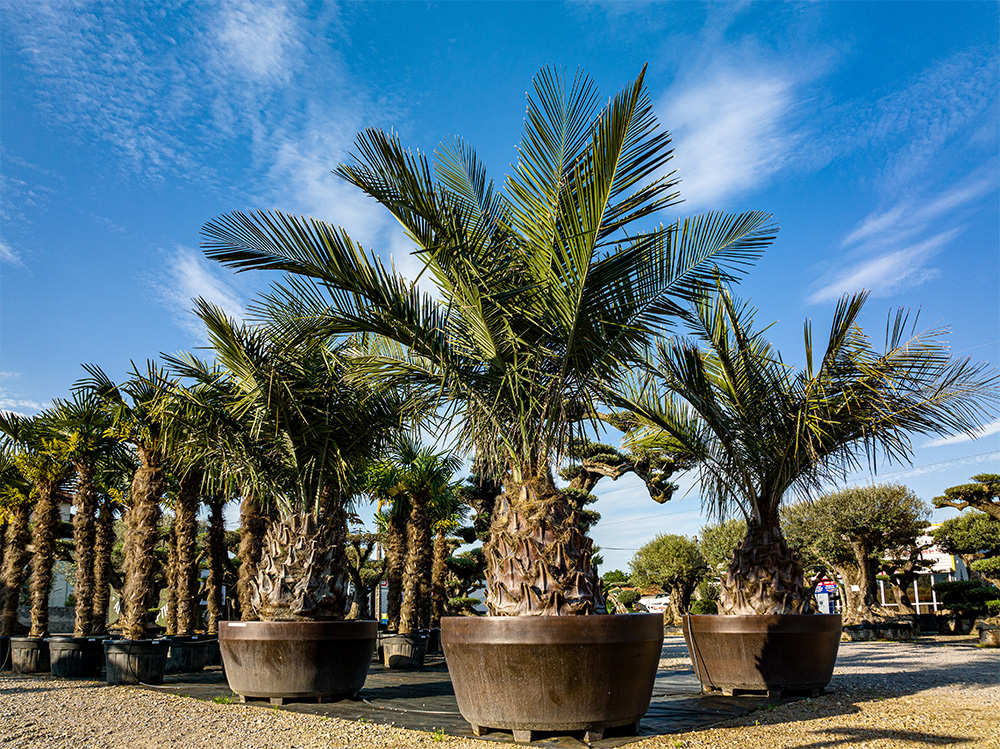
[442,614,663,743]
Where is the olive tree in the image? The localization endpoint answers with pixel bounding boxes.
[629,533,707,625]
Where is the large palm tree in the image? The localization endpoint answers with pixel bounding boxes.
[0,411,74,637]
[0,450,33,637]
[77,362,176,640]
[613,288,999,615]
[202,66,775,616]
[187,301,408,621]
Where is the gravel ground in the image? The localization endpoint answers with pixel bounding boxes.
[1,636,997,749]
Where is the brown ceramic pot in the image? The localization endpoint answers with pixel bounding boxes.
[441,614,663,743]
[219,620,376,704]
[682,614,841,696]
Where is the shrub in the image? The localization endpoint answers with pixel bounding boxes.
[689,599,718,615]
[934,580,999,616]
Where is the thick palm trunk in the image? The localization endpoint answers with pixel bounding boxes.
[399,492,432,632]
[718,513,811,616]
[251,509,350,621]
[385,513,407,631]
[206,497,226,634]
[29,483,61,637]
[483,473,605,616]
[91,503,114,635]
[431,530,449,626]
[165,522,178,634]
[0,521,6,616]
[71,465,98,636]
[120,453,165,640]
[237,494,267,621]
[1,504,31,636]
[175,472,200,635]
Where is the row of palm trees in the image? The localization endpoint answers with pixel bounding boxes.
[0,308,475,641]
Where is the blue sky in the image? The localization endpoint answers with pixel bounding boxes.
[2,1,998,572]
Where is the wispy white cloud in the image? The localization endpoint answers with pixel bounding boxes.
[0,240,22,266]
[924,418,1000,448]
[0,392,47,416]
[212,0,303,85]
[807,228,958,305]
[659,68,804,209]
[157,246,246,339]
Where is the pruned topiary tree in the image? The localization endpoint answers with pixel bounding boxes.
[629,533,707,625]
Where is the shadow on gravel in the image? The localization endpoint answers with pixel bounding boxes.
[775,726,973,748]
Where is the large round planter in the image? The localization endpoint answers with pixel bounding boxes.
[48,637,105,678]
[218,620,376,704]
[0,635,10,671]
[105,640,169,685]
[11,637,50,674]
[382,632,428,669]
[441,614,663,744]
[683,614,841,696]
[165,636,208,673]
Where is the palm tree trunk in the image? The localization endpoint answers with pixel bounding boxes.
[385,512,407,632]
[175,471,201,635]
[1,504,31,636]
[120,452,165,640]
[29,482,61,637]
[251,510,350,621]
[237,494,267,621]
[164,522,178,634]
[399,491,432,632]
[718,511,811,616]
[206,497,225,633]
[483,473,605,616]
[91,502,115,635]
[431,529,448,626]
[71,464,98,636]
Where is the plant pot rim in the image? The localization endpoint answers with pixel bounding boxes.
[442,613,663,646]
[219,619,376,641]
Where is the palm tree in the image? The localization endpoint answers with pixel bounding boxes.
[77,362,176,640]
[430,488,468,626]
[613,288,999,615]
[0,411,74,637]
[188,301,408,621]
[1,450,33,637]
[371,501,408,631]
[202,66,775,616]
[91,452,133,635]
[49,392,123,636]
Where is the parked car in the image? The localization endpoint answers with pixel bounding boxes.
[638,594,670,613]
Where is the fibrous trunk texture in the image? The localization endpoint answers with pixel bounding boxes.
[385,512,407,632]
[483,476,605,616]
[119,453,165,640]
[29,482,61,637]
[399,492,432,632]
[165,522,178,634]
[71,465,98,636]
[175,472,200,635]
[251,510,350,621]
[431,530,448,626]
[237,495,267,621]
[91,503,114,635]
[718,517,811,616]
[1,504,31,637]
[206,497,226,633]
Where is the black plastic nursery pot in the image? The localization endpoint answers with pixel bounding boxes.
[0,635,10,671]
[48,637,105,678]
[11,637,50,674]
[441,613,664,744]
[683,614,841,696]
[382,632,428,669]
[104,639,169,685]
[165,635,209,674]
[219,620,377,704]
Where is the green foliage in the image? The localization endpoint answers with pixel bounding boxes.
[689,599,718,615]
[698,518,746,572]
[933,474,1000,517]
[933,511,1000,556]
[784,485,929,569]
[629,534,707,591]
[933,579,999,616]
[602,569,630,585]
[606,587,642,612]
[447,596,482,615]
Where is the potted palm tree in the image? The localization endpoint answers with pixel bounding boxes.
[189,302,408,704]
[1,451,33,671]
[201,66,775,740]
[614,288,999,695]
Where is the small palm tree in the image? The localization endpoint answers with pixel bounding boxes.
[190,301,408,621]
[613,288,999,615]
[202,66,775,616]
[1,450,33,637]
